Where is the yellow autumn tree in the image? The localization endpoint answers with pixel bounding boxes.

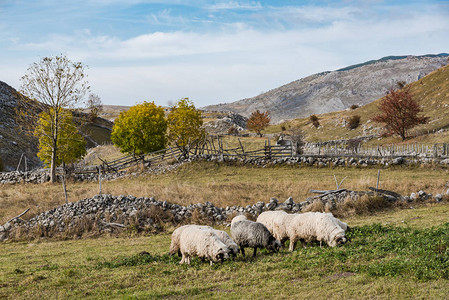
[167,98,205,156]
[35,108,86,166]
[111,101,167,155]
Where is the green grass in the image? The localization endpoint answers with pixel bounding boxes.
[1,210,449,299]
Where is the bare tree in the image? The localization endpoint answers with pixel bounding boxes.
[86,93,103,122]
[20,55,89,183]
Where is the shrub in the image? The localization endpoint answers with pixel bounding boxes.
[347,115,361,129]
[309,115,320,128]
[350,104,359,110]
[227,126,239,136]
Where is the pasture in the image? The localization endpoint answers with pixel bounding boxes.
[1,162,449,299]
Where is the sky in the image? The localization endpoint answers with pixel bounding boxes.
[1,0,449,108]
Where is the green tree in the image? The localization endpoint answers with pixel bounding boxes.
[111,101,167,155]
[247,110,270,137]
[35,108,86,166]
[167,98,205,156]
[20,55,89,182]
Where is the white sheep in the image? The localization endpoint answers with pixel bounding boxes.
[169,225,238,258]
[178,226,230,265]
[256,211,293,246]
[325,212,349,231]
[256,211,287,234]
[231,214,248,226]
[286,212,347,251]
[230,215,281,257]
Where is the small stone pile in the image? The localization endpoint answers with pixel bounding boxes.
[0,169,50,184]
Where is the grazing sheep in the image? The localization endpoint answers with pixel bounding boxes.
[325,213,349,232]
[256,211,287,233]
[286,212,347,251]
[231,214,248,226]
[169,225,191,257]
[257,211,293,246]
[169,225,238,258]
[231,216,281,257]
[213,229,239,258]
[178,226,230,265]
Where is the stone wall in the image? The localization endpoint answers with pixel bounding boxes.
[1,189,445,241]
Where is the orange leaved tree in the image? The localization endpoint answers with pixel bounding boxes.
[247,110,270,137]
[372,87,428,140]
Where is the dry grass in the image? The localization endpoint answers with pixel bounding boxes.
[2,161,449,225]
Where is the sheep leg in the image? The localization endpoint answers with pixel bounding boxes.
[240,247,245,257]
[253,247,257,257]
[180,253,186,264]
[289,239,296,252]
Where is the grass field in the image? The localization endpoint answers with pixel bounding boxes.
[1,203,449,299]
[2,162,449,299]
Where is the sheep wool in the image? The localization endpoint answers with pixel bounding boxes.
[286,212,347,251]
[257,211,295,246]
[231,217,281,257]
[178,226,230,265]
[169,225,238,258]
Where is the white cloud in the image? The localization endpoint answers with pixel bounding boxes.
[206,1,263,11]
[1,2,448,108]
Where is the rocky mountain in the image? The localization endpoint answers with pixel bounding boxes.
[0,81,41,172]
[204,54,449,123]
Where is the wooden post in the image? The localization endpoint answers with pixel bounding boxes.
[16,153,24,171]
[238,138,245,156]
[376,169,381,191]
[169,146,180,162]
[62,161,68,204]
[98,167,102,195]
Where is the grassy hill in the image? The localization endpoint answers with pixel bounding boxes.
[269,63,449,145]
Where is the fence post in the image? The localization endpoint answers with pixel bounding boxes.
[238,138,245,157]
[98,167,102,195]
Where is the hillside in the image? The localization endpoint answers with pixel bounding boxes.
[275,63,449,144]
[204,54,449,123]
[0,81,113,171]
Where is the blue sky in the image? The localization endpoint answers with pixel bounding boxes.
[1,0,448,107]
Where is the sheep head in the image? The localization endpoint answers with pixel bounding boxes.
[268,236,282,252]
[214,248,230,263]
[331,233,347,247]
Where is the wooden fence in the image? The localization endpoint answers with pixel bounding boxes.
[70,138,449,176]
[303,142,449,158]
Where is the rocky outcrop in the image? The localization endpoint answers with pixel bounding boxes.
[0,81,41,171]
[203,54,449,122]
[203,111,248,135]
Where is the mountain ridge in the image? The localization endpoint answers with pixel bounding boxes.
[203,54,449,123]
